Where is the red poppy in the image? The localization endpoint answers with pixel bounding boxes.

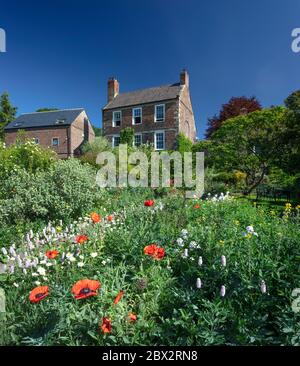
[29,286,49,303]
[101,317,112,334]
[75,235,89,244]
[144,200,155,207]
[107,215,114,222]
[144,244,165,260]
[114,290,124,305]
[128,312,137,322]
[72,279,100,300]
[154,247,165,260]
[144,244,157,256]
[46,250,59,259]
[91,212,101,223]
[194,204,201,209]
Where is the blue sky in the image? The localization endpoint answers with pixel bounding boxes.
[1,0,300,138]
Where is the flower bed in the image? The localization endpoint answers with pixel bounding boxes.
[0,192,300,345]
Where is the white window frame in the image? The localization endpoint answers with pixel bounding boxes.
[133,133,142,147]
[154,104,165,122]
[112,110,122,127]
[112,135,120,148]
[34,138,40,144]
[132,107,142,125]
[52,137,60,146]
[154,130,165,151]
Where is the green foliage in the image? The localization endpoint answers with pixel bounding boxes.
[92,126,102,137]
[0,159,104,224]
[209,107,287,194]
[177,132,193,154]
[205,96,262,138]
[0,92,17,139]
[284,90,300,113]
[0,138,57,174]
[1,191,300,345]
[120,127,134,146]
[80,136,110,167]
[35,108,59,112]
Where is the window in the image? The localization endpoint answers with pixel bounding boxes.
[132,107,142,125]
[52,137,59,146]
[112,135,120,147]
[134,134,142,147]
[34,138,39,144]
[155,104,165,122]
[154,131,165,150]
[112,111,122,127]
[56,119,66,125]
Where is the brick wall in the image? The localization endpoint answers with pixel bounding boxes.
[178,85,196,142]
[103,99,179,150]
[4,110,95,158]
[4,127,70,158]
[70,110,95,156]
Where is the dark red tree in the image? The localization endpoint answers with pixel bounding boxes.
[205,96,262,138]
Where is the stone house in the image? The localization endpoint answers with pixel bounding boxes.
[4,108,95,158]
[102,70,196,150]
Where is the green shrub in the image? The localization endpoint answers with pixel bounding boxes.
[0,139,56,174]
[0,159,104,224]
[120,127,134,145]
[177,132,193,154]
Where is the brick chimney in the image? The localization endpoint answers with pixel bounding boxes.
[180,69,189,87]
[107,77,119,102]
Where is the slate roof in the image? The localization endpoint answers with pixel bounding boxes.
[4,108,84,130]
[103,83,181,110]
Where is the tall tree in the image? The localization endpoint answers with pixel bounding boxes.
[208,107,287,195]
[205,96,262,138]
[0,92,17,139]
[280,91,300,175]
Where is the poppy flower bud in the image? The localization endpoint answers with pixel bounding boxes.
[220,285,226,297]
[221,255,226,267]
[196,278,202,289]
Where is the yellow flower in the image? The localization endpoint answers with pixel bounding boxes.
[245,233,252,239]
[219,240,225,246]
[56,226,62,233]
[233,220,240,225]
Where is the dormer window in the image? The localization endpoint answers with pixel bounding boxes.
[132,107,142,125]
[56,119,66,124]
[112,111,121,127]
[14,122,24,127]
[155,104,165,122]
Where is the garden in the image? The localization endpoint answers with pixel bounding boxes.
[0,90,300,346]
[0,141,300,346]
